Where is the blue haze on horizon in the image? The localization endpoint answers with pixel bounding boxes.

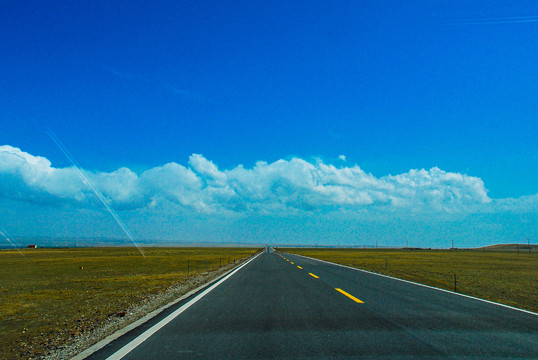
[0,1,537,247]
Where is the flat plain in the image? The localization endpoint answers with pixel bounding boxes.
[282,248,537,314]
[0,247,258,359]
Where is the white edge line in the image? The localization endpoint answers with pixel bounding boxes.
[72,252,262,360]
[106,252,262,359]
[71,281,223,360]
[283,252,538,317]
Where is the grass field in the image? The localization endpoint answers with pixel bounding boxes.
[281,248,537,313]
[0,247,259,359]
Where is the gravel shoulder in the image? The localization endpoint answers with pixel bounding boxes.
[45,257,252,360]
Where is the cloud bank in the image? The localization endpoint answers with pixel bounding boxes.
[0,145,534,216]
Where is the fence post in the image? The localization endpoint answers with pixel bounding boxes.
[220,258,222,267]
[454,274,457,292]
[385,258,388,270]
[187,260,190,279]
[206,260,208,271]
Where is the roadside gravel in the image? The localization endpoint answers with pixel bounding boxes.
[45,258,248,360]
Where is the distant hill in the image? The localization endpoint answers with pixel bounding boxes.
[0,236,264,249]
[479,243,537,251]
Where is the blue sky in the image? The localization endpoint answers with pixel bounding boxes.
[1,1,537,247]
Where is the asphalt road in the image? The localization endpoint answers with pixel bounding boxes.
[86,250,538,359]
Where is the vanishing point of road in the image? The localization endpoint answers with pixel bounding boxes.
[84,250,538,359]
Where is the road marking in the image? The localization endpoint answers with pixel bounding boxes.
[287,253,538,317]
[297,266,303,269]
[308,273,319,279]
[104,252,263,360]
[290,262,294,264]
[335,288,364,304]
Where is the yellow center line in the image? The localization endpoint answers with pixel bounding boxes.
[335,288,364,304]
[297,266,303,269]
[308,273,319,279]
[290,262,294,264]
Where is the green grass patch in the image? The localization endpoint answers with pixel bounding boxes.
[0,247,259,359]
[282,248,537,313]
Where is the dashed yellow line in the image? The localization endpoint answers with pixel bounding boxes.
[335,288,364,304]
[279,255,363,304]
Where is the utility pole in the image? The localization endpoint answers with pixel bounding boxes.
[528,238,531,254]
[451,239,454,250]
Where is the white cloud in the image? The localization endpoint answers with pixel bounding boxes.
[0,145,142,208]
[189,154,227,186]
[0,145,535,216]
[0,145,85,204]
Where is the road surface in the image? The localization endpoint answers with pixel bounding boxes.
[85,250,538,359]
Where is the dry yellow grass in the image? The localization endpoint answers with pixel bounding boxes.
[0,247,259,359]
